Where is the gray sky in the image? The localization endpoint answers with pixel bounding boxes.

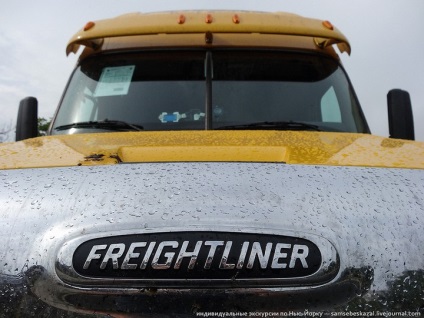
[1,0,423,141]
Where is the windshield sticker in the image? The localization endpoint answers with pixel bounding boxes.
[94,65,135,97]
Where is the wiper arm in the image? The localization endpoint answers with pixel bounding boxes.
[215,121,321,131]
[54,120,144,132]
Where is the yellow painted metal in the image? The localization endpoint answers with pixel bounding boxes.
[118,145,288,163]
[66,11,350,56]
[0,137,86,169]
[1,131,424,170]
[95,33,339,59]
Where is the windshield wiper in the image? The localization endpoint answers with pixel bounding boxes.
[215,121,321,131]
[54,120,144,132]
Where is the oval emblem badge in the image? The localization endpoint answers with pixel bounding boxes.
[57,230,339,288]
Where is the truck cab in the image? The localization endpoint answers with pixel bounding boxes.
[1,11,423,317]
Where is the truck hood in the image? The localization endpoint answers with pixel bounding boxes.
[1,131,424,169]
[0,161,423,315]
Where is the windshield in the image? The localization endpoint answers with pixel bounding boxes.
[51,50,369,134]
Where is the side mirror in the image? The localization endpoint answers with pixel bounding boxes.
[16,97,38,141]
[387,89,414,140]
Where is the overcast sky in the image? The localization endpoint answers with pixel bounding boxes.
[0,0,423,141]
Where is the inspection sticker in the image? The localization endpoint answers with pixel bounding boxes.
[94,65,135,97]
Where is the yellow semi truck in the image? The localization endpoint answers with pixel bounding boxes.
[1,11,423,316]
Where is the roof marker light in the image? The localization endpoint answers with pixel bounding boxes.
[232,14,240,24]
[83,21,95,31]
[205,14,213,24]
[178,14,186,24]
[322,20,334,30]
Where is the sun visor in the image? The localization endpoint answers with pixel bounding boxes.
[66,11,351,56]
[67,39,104,56]
[314,37,351,55]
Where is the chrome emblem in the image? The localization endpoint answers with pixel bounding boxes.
[57,230,339,287]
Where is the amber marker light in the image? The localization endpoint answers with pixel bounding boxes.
[178,14,186,24]
[83,21,95,31]
[232,14,240,24]
[205,14,213,24]
[322,20,334,30]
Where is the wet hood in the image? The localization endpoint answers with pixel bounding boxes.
[1,131,424,315]
[1,131,424,169]
[0,162,423,315]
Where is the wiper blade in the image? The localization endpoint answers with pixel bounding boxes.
[54,120,144,132]
[215,121,321,131]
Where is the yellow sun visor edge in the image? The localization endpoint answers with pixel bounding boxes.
[66,11,351,55]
